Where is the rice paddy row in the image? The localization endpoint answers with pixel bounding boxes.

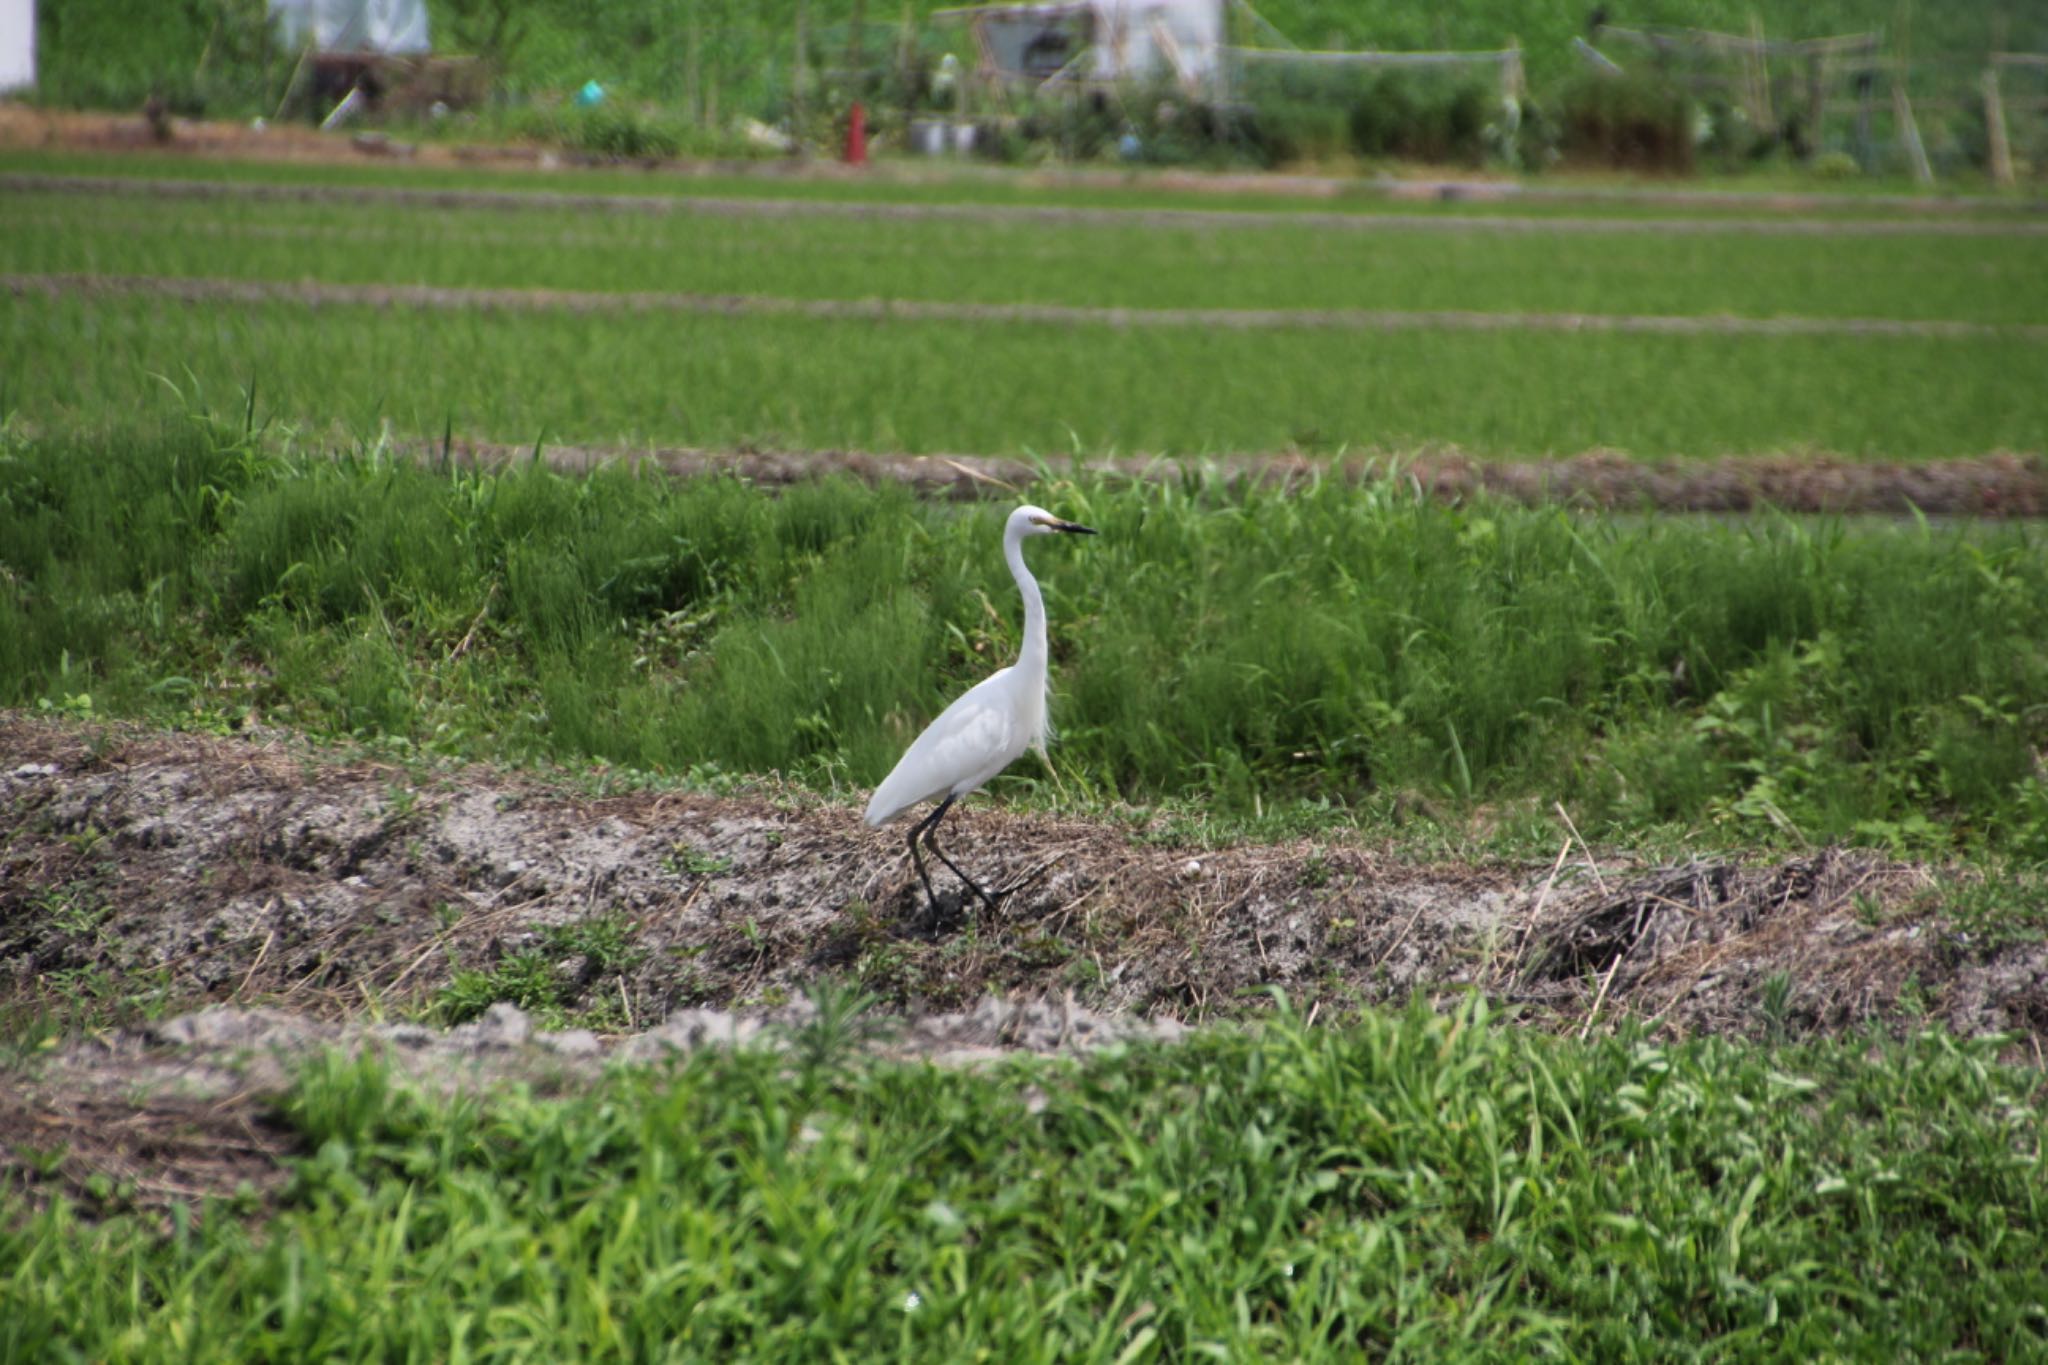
[5,178,2046,324]
[6,289,2040,458]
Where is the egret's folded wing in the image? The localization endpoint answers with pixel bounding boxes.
[863,676,1025,826]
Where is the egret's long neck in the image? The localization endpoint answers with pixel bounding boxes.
[1005,526,1048,678]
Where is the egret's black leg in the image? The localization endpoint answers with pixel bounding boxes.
[904,793,1000,917]
[905,795,954,916]
[924,805,1000,915]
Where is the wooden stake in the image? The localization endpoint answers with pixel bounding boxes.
[1854,58,1875,164]
[898,1,917,125]
[1805,51,1827,156]
[1985,64,2015,186]
[274,42,314,121]
[1893,70,1932,185]
[195,10,223,81]
[1746,13,1772,130]
[686,0,702,124]
[794,0,809,144]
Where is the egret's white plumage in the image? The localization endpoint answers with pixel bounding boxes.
[866,504,1095,915]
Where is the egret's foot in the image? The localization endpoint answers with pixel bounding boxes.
[911,889,970,938]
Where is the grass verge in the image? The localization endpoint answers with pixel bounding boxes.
[6,996,2046,1359]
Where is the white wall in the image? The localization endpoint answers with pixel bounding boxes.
[269,0,430,55]
[0,0,35,94]
[1090,0,1223,85]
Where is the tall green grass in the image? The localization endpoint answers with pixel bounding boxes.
[5,420,2046,858]
[9,187,2048,324]
[6,294,2043,458]
[7,998,2047,1359]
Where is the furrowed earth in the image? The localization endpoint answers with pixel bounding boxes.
[5,710,2046,1216]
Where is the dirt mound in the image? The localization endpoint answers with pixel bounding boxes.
[3,107,2037,219]
[433,440,2048,519]
[7,710,2048,1214]
[5,711,2042,1042]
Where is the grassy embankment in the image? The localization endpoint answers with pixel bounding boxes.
[7,999,2047,1360]
[5,421,2047,864]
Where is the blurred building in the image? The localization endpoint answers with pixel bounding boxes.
[0,0,34,93]
[267,0,430,56]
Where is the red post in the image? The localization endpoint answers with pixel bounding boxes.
[845,100,867,166]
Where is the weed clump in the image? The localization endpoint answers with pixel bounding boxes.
[9,998,2048,1358]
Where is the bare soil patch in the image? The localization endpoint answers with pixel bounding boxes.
[438,439,2048,518]
[5,711,2046,1210]
[5,711,2043,1039]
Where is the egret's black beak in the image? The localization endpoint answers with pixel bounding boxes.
[1051,520,1097,535]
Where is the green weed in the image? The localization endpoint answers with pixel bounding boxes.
[431,911,647,1028]
[6,997,2047,1359]
[663,844,734,877]
[1923,865,2048,956]
[6,423,2048,864]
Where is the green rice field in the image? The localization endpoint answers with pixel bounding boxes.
[6,292,2041,457]
[3,163,2043,458]
[7,186,2047,323]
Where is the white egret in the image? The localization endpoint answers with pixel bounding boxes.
[865,504,1096,916]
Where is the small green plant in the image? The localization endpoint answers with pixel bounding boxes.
[431,912,646,1027]
[39,882,112,938]
[1758,971,1794,1042]
[566,107,684,160]
[1925,867,2048,956]
[853,940,910,992]
[380,783,421,828]
[1813,150,1861,180]
[663,844,734,877]
[789,977,891,1080]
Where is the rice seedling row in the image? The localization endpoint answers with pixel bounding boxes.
[6,291,2040,458]
[8,184,2047,325]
